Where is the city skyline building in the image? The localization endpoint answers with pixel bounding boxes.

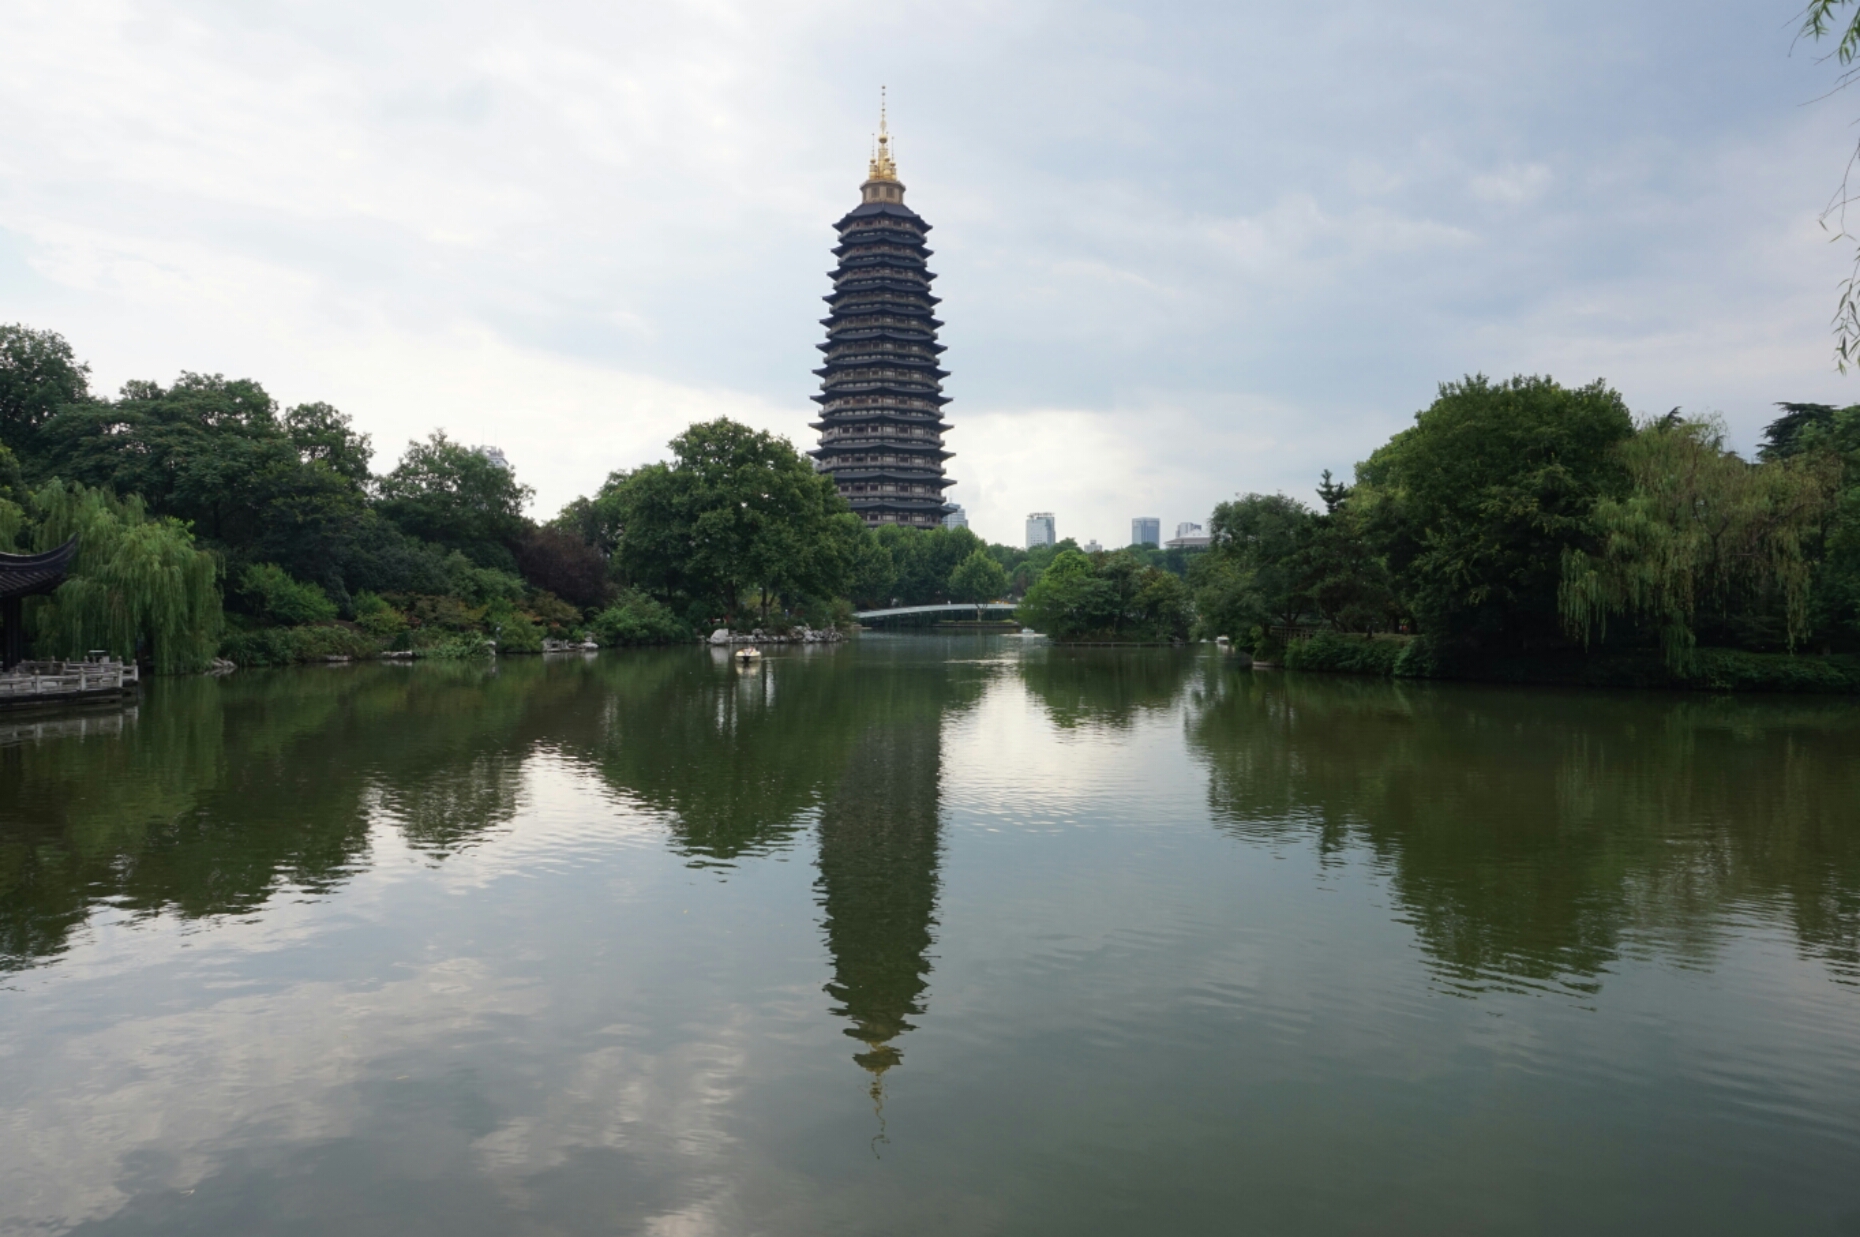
[1026,512,1056,548]
[942,503,968,530]
[807,97,954,527]
[1166,520,1211,551]
[1132,517,1160,548]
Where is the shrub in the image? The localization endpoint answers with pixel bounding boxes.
[1284,631,1405,676]
[591,594,690,646]
[239,562,338,626]
[353,591,409,642]
[489,607,543,654]
[219,624,379,667]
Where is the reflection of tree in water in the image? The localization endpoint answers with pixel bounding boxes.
[0,660,560,971]
[1016,646,1199,730]
[574,649,877,865]
[578,641,986,1097]
[1187,671,1860,992]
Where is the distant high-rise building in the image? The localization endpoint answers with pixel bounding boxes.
[476,446,512,472]
[942,504,968,530]
[1132,517,1160,548]
[1026,512,1056,548]
[1165,520,1211,551]
[1083,539,1103,553]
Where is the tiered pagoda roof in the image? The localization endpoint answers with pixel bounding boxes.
[808,101,955,528]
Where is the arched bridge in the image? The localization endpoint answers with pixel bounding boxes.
[854,603,1020,622]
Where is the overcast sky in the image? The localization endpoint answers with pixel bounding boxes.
[4,0,1857,547]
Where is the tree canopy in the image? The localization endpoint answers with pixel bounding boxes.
[610,419,860,623]
[1353,374,1634,653]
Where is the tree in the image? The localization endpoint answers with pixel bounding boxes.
[25,480,222,673]
[1354,374,1634,654]
[515,526,614,610]
[377,432,533,570]
[551,469,630,556]
[237,563,339,625]
[612,419,858,623]
[1017,549,1189,642]
[0,324,90,454]
[947,548,1008,604]
[1561,417,1839,668]
[1206,493,1317,630]
[284,402,373,486]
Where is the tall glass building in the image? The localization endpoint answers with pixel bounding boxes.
[808,102,954,527]
[1131,517,1160,548]
[1026,512,1056,548]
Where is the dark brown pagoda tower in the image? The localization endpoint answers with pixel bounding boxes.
[809,102,954,526]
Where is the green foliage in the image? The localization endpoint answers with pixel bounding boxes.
[1283,631,1405,676]
[1355,374,1634,652]
[352,591,410,642]
[1208,493,1317,628]
[524,591,583,638]
[947,548,1008,603]
[1188,555,1258,642]
[218,623,379,667]
[1016,549,1190,642]
[0,324,90,455]
[550,469,630,556]
[1560,418,1838,670]
[377,432,533,569]
[487,606,543,654]
[1249,625,1285,663]
[416,632,495,660]
[283,401,374,486]
[238,562,338,626]
[590,593,690,646]
[612,419,859,622]
[27,480,222,673]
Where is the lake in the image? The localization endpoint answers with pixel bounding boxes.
[2,635,1858,1236]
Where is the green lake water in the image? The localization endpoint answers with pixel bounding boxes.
[2,634,1858,1235]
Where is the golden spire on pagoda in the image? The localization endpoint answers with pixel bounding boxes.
[867,86,899,183]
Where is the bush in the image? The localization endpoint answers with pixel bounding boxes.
[239,562,338,626]
[1250,625,1286,664]
[219,624,379,667]
[1284,631,1405,675]
[489,608,543,654]
[591,594,690,646]
[353,591,409,642]
[414,631,494,660]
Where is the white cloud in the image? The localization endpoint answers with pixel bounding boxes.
[1,0,1855,534]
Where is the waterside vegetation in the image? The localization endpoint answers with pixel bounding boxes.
[6,324,1860,691]
[1189,376,1860,691]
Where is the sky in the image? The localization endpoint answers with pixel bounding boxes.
[3,0,1858,548]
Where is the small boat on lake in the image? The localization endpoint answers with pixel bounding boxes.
[733,646,762,663]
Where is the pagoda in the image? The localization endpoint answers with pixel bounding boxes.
[809,98,954,527]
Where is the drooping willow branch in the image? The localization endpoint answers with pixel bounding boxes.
[1559,418,1838,670]
[25,480,222,674]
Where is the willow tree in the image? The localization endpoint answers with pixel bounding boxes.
[27,480,222,673]
[1560,418,1839,670]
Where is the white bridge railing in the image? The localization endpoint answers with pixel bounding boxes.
[0,659,140,700]
[854,603,1019,620]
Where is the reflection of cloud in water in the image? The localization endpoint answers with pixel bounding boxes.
[0,755,752,1237]
[941,677,1191,825]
